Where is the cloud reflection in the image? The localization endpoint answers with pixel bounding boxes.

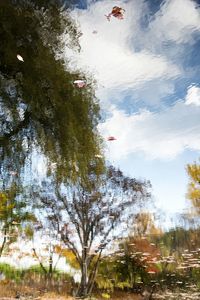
[66,0,200,160]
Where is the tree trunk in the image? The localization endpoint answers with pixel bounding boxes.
[49,254,53,275]
[0,228,7,257]
[76,250,88,298]
[32,248,47,275]
[76,264,87,298]
[87,251,102,296]
[47,254,53,287]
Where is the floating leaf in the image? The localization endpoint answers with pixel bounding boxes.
[17,54,24,62]
[74,80,86,88]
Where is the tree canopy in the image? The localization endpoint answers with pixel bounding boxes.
[0,0,103,185]
[36,164,151,297]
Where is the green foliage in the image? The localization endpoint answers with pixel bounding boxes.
[0,262,72,284]
[96,254,145,292]
[0,263,23,282]
[192,268,200,289]
[23,224,34,239]
[27,264,46,274]
[26,264,71,280]
[97,277,114,292]
[153,227,200,255]
[0,0,104,185]
[96,227,200,293]
[0,186,35,256]
[115,281,131,290]
[0,186,34,225]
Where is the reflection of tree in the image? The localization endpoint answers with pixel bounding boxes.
[0,0,102,185]
[132,212,159,237]
[0,185,34,257]
[38,165,151,298]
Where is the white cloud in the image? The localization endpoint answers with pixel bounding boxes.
[65,1,200,160]
[185,85,200,106]
[64,0,200,108]
[148,0,200,44]
[66,0,180,98]
[99,89,200,160]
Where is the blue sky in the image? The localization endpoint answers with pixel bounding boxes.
[65,0,200,214]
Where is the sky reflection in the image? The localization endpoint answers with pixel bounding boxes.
[67,0,200,215]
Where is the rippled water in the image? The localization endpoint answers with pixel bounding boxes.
[69,0,200,215]
[154,291,200,300]
[1,1,200,299]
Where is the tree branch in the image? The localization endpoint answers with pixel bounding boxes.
[87,250,103,295]
[32,248,47,275]
[61,233,82,265]
[0,227,7,258]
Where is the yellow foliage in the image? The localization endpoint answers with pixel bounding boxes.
[96,277,114,291]
[54,246,80,269]
[187,164,200,183]
[0,192,15,218]
[101,293,110,299]
[133,212,162,237]
[115,281,131,290]
[187,162,200,210]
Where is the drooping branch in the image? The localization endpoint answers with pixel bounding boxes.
[0,110,31,145]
